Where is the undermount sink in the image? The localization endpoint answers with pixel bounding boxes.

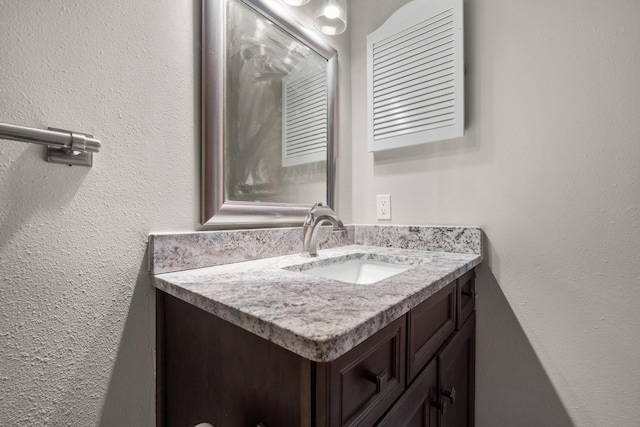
[289,256,415,285]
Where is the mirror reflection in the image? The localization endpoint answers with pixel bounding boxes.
[225,0,328,204]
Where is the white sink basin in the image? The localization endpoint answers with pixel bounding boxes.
[299,258,414,285]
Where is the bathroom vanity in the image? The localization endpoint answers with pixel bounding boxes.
[150,226,481,427]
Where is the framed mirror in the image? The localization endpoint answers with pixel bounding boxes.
[202,0,338,227]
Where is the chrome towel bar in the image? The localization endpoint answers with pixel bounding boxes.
[0,122,102,166]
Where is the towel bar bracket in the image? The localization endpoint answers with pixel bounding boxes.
[47,146,93,166]
[46,127,94,166]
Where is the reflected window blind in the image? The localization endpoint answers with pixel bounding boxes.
[282,63,328,167]
[367,0,463,152]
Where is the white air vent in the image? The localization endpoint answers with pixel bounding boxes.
[282,59,328,167]
[367,0,464,152]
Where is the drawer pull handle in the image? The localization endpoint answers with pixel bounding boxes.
[442,387,457,405]
[365,368,389,393]
[461,290,474,297]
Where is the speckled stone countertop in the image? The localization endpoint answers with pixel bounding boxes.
[152,228,482,362]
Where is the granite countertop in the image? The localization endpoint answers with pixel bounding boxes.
[152,242,481,362]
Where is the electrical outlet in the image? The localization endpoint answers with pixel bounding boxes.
[377,194,391,220]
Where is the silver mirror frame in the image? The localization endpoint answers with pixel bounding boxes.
[202,0,338,228]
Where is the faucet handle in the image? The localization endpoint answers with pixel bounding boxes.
[304,202,322,225]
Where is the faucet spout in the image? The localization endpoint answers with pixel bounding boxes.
[303,203,345,257]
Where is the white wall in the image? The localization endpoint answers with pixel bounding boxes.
[351,0,640,426]
[0,0,350,425]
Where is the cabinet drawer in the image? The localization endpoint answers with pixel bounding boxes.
[326,316,406,426]
[407,281,456,383]
[457,270,476,329]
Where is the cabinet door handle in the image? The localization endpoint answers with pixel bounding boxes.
[365,368,389,393]
[431,399,447,414]
[442,387,456,405]
[462,290,474,297]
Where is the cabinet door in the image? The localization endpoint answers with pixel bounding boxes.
[437,312,475,427]
[160,293,311,427]
[375,358,437,427]
[407,282,456,383]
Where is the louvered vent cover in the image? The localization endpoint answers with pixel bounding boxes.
[367,0,463,152]
[282,60,328,167]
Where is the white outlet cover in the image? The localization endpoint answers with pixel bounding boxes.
[377,194,391,220]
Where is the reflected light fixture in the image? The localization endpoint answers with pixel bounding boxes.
[313,0,347,35]
[281,0,311,6]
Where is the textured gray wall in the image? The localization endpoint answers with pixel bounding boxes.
[0,0,350,424]
[0,0,198,424]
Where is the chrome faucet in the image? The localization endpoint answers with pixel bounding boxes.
[303,203,345,256]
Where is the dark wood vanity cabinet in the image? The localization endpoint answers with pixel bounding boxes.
[379,270,476,427]
[157,269,476,427]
